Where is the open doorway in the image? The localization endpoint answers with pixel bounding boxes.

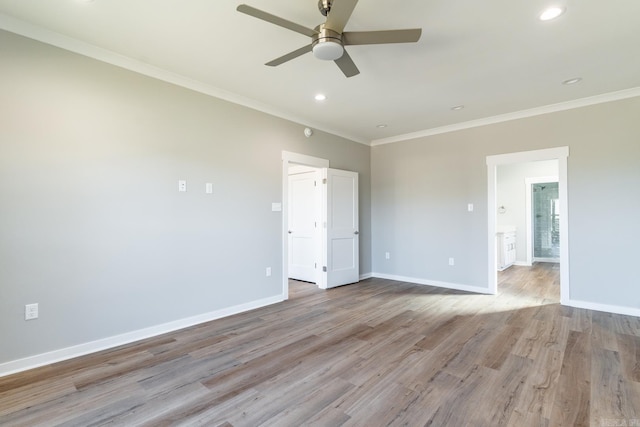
[532,182,560,262]
[282,152,328,300]
[281,151,360,300]
[287,164,322,285]
[487,147,569,305]
[525,176,560,264]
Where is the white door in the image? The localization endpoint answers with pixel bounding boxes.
[288,170,320,282]
[322,168,359,288]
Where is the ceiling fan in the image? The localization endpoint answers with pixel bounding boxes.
[237,0,422,77]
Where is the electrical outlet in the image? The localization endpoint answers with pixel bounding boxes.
[178,180,187,192]
[385,252,390,259]
[448,257,455,266]
[205,183,213,194]
[25,303,38,320]
[266,267,272,277]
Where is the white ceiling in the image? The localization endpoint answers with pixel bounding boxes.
[1,0,639,144]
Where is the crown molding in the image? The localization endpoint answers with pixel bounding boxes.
[371,87,640,146]
[0,13,368,146]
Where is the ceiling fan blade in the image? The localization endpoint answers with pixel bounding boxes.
[237,4,318,38]
[343,29,422,45]
[265,45,313,66]
[325,0,359,33]
[334,50,360,78]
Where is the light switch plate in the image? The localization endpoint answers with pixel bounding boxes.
[271,203,282,212]
[25,303,38,320]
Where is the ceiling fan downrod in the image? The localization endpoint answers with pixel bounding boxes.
[318,0,332,16]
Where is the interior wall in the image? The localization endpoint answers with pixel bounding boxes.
[497,160,559,264]
[372,95,640,310]
[0,30,371,366]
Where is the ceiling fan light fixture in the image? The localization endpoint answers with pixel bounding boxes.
[312,24,344,61]
[312,41,344,61]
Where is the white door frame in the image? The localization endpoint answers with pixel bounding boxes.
[282,151,329,300]
[525,176,559,265]
[487,147,569,304]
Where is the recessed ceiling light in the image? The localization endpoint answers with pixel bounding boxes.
[562,77,582,85]
[376,124,387,128]
[314,94,326,101]
[451,105,465,111]
[539,6,565,21]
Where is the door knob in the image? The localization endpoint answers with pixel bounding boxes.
[354,231,359,235]
[288,230,292,234]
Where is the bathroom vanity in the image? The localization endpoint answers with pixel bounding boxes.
[497,225,517,271]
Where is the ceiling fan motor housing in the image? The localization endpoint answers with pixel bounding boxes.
[312,24,344,60]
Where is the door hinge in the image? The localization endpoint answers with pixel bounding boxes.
[314,180,317,186]
[322,266,327,272]
[315,263,317,269]
[322,178,327,184]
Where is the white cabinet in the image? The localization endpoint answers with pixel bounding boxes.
[497,227,517,271]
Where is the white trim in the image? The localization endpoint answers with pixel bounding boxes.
[513,261,532,267]
[282,151,330,167]
[281,152,330,299]
[525,176,559,265]
[372,273,493,295]
[371,88,640,146]
[0,294,283,378]
[0,14,367,146]
[567,300,640,318]
[487,147,569,304]
[533,258,560,264]
[487,147,569,166]
[359,272,373,280]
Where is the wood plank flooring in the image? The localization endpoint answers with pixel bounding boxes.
[2,263,640,426]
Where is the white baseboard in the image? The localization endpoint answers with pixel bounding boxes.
[0,294,284,378]
[514,261,532,267]
[566,299,640,318]
[372,272,493,295]
[533,258,560,264]
[359,272,373,280]
[371,273,639,317]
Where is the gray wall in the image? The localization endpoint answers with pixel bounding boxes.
[372,96,640,308]
[0,30,371,364]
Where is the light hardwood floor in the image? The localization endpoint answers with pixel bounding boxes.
[1,263,639,426]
